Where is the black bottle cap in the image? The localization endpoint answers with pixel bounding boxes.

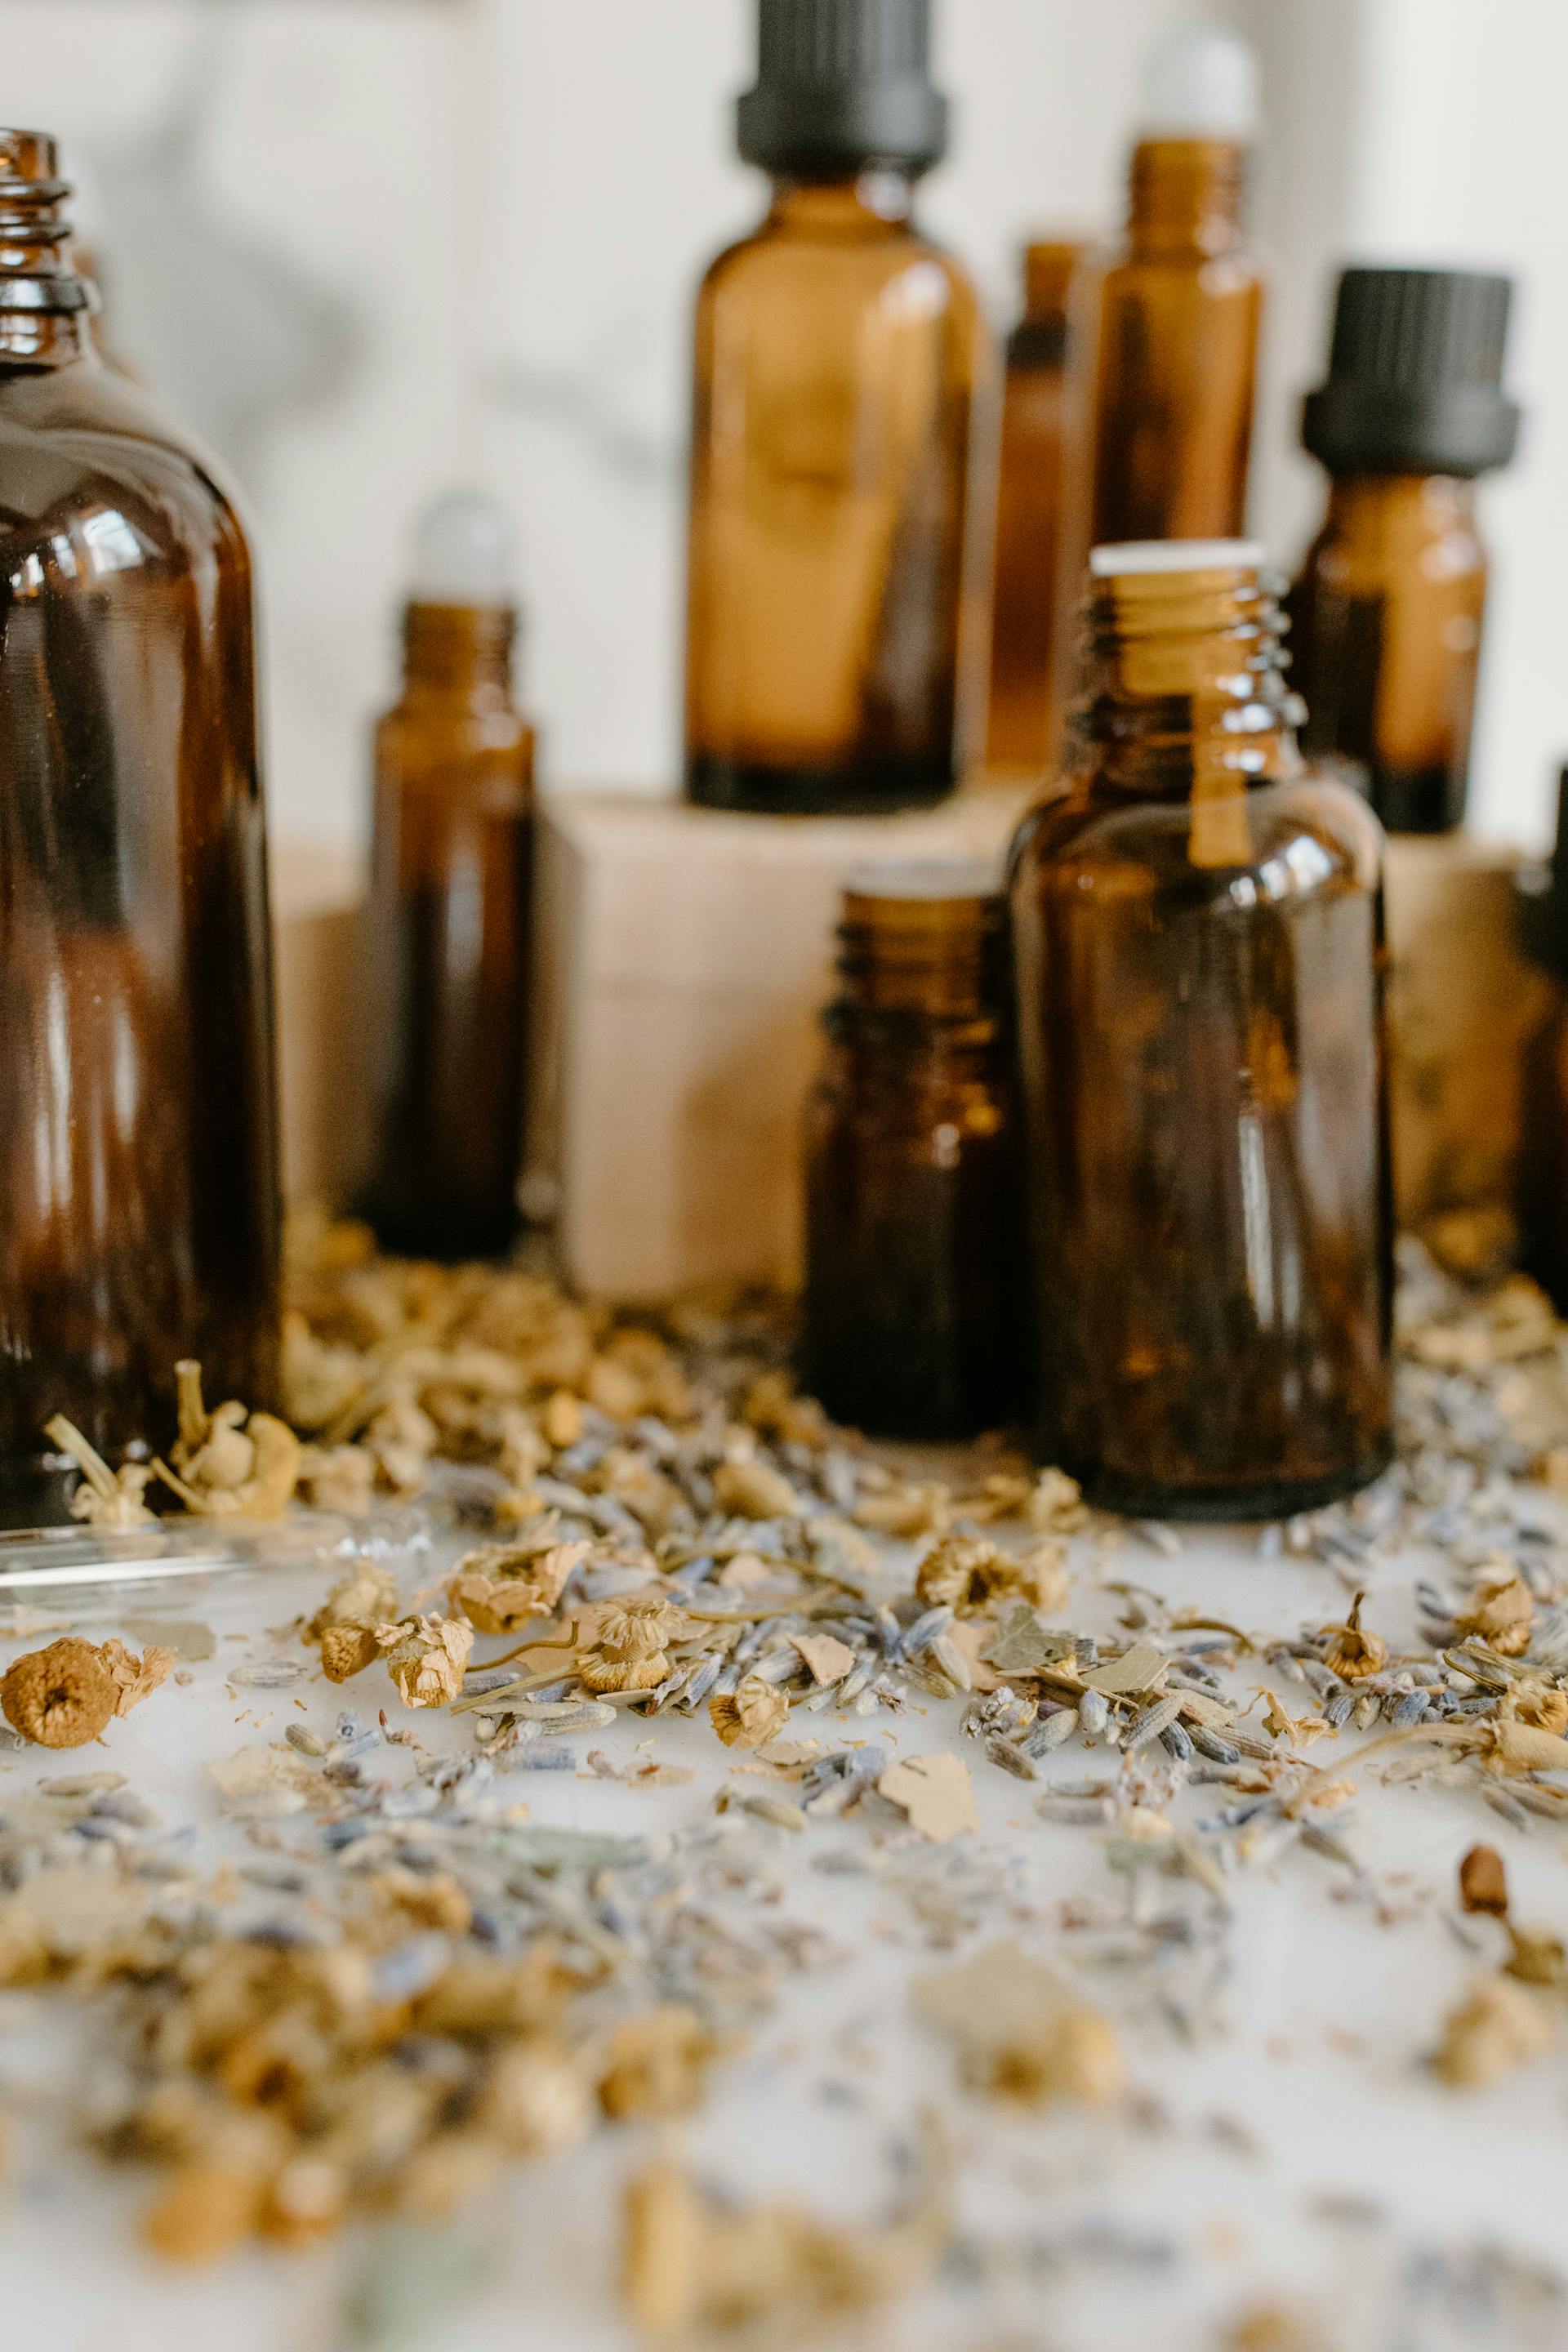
[1519,765,1568,983]
[737,0,949,176]
[1302,266,1521,478]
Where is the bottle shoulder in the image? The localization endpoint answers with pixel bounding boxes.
[1010,773,1383,903]
[0,355,251,568]
[697,215,979,319]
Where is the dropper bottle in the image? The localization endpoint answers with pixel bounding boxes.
[360,492,536,1263]
[1082,22,1265,548]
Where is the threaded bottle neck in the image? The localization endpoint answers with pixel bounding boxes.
[1128,137,1246,259]
[0,127,95,360]
[1067,546,1300,818]
[833,865,1008,1027]
[402,601,516,698]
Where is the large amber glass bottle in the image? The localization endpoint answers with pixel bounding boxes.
[0,131,280,1526]
[1290,269,1520,835]
[984,239,1082,774]
[804,865,1024,1439]
[1010,543,1392,1519]
[361,495,535,1263]
[684,0,985,815]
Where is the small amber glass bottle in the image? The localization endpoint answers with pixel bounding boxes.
[984,239,1083,773]
[684,0,986,815]
[1084,28,1264,550]
[1290,268,1520,835]
[804,865,1025,1439]
[1010,541,1393,1519]
[0,130,280,1526]
[1515,768,1568,1313]
[360,494,536,1262]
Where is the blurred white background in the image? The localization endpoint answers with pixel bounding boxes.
[0,0,1563,851]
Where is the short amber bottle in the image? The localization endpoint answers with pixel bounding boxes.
[1290,269,1520,835]
[803,866,1025,1439]
[0,131,280,1525]
[360,495,536,1262]
[684,0,985,816]
[984,239,1083,773]
[1515,768,1568,1313]
[1010,542,1393,1519]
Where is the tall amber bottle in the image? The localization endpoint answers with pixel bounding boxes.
[361,494,535,1263]
[684,0,985,815]
[0,131,280,1526]
[1082,26,1264,550]
[1010,542,1392,1519]
[984,240,1083,773]
[1290,269,1520,835]
[803,866,1025,1439]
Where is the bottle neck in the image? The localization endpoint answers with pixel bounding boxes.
[401,602,517,705]
[0,128,97,367]
[1128,137,1247,260]
[765,169,917,234]
[1067,563,1300,846]
[833,885,1008,1029]
[1322,472,1478,529]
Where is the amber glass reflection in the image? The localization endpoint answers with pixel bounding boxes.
[1009,555,1392,1517]
[0,130,279,1525]
[803,870,1026,1440]
[360,604,534,1261]
[685,172,986,814]
[1086,141,1263,548]
[1290,475,1485,835]
[984,240,1081,773]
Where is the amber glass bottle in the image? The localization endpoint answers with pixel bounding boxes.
[360,495,535,1263]
[1010,542,1392,1519]
[0,130,280,1526]
[804,866,1025,1439]
[684,0,985,815]
[984,239,1082,773]
[1515,768,1568,1313]
[1290,269,1520,835]
[1086,134,1263,550]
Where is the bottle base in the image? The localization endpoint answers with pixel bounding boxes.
[686,752,956,818]
[1073,1441,1394,1525]
[360,1198,521,1266]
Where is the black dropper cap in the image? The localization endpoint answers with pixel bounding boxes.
[1302,266,1521,479]
[737,0,949,177]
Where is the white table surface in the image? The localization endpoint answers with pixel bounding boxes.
[2,1499,1566,2352]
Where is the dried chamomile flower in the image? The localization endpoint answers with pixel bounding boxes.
[1499,1677,1568,1737]
[448,1533,589,1633]
[988,1539,1069,1613]
[1434,1972,1557,2088]
[366,1392,439,1494]
[709,1675,790,1749]
[916,1940,1124,2108]
[2,1637,118,1747]
[1321,1592,1386,1682]
[581,1592,689,1695]
[43,1414,157,1529]
[742,1371,829,1449]
[853,1478,952,1540]
[1027,1467,1089,1534]
[711,1449,800,1521]
[98,1637,176,1717]
[310,1561,401,1639]
[481,2041,593,2155]
[592,1447,686,1539]
[280,1309,364,1431]
[320,1625,381,1684]
[156,1361,301,1519]
[915,1535,1007,1612]
[1453,1559,1535,1658]
[375,1615,474,1708]
[599,2006,720,2120]
[295,1443,376,1516]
